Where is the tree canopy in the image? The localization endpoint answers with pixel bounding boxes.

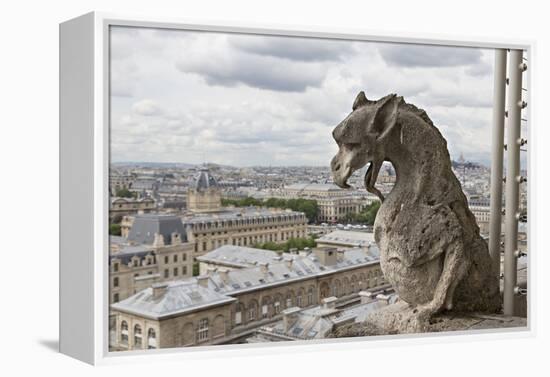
[115,187,135,198]
[253,235,318,253]
[222,197,319,223]
[344,201,381,225]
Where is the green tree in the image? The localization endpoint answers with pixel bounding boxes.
[254,235,317,253]
[222,196,319,223]
[346,201,381,225]
[109,223,121,236]
[115,187,134,198]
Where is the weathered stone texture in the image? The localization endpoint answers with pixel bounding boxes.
[330,92,502,333]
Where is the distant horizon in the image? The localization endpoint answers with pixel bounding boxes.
[110,158,489,169]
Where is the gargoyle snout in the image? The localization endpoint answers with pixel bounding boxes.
[331,151,352,189]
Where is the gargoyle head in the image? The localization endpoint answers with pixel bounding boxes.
[330,92,402,201]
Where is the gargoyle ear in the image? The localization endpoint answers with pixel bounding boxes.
[352,91,368,111]
[374,94,403,140]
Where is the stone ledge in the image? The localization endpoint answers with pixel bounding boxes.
[330,302,527,338]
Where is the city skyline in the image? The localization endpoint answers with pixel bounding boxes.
[110,26,496,166]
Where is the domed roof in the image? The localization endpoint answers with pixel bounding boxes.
[193,168,218,191]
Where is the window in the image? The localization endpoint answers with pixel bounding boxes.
[235,311,242,325]
[120,321,128,345]
[182,266,187,275]
[113,293,119,303]
[173,254,178,263]
[113,263,119,272]
[164,269,169,278]
[134,324,142,348]
[113,277,119,288]
[182,253,187,261]
[133,259,139,267]
[286,295,292,308]
[147,328,156,349]
[297,295,302,307]
[197,318,209,342]
[262,304,269,318]
[274,301,281,314]
[308,288,314,305]
[164,256,169,264]
[173,267,178,276]
[248,306,256,321]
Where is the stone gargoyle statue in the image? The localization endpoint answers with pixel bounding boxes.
[331,92,501,333]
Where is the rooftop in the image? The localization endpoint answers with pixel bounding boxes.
[255,292,397,341]
[317,230,375,248]
[193,168,219,191]
[284,183,343,192]
[112,245,380,319]
[181,207,305,225]
[112,281,236,319]
[127,214,188,245]
[197,245,280,268]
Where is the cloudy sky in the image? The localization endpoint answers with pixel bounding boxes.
[110,26,496,167]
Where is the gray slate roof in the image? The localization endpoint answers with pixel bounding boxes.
[127,214,188,245]
[263,293,397,340]
[112,245,380,319]
[112,281,236,319]
[317,230,375,248]
[193,168,218,191]
[197,245,280,268]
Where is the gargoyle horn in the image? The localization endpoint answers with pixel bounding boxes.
[375,94,403,142]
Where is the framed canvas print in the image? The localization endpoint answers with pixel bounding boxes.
[60,12,532,365]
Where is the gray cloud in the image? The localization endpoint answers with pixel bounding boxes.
[110,26,497,166]
[378,44,483,67]
[175,51,327,92]
[230,35,355,62]
[132,99,164,116]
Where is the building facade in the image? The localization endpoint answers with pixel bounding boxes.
[111,245,387,350]
[110,197,156,222]
[109,214,194,304]
[121,208,308,258]
[278,183,378,223]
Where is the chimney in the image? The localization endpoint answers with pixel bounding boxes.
[171,232,181,245]
[218,268,229,283]
[376,294,391,305]
[284,257,293,269]
[298,248,311,257]
[152,282,168,299]
[197,276,209,288]
[206,266,217,276]
[359,291,374,304]
[313,247,337,266]
[153,233,165,247]
[272,256,282,262]
[322,296,338,309]
[259,262,269,274]
[282,307,301,332]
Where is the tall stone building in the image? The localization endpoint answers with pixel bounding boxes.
[187,168,222,213]
[109,214,194,304]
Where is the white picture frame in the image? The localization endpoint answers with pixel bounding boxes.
[59,11,534,365]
